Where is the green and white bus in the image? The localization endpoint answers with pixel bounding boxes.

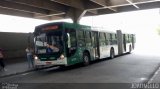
[33,22,135,67]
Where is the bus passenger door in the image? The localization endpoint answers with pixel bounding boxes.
[132,34,135,49]
[123,34,126,52]
[92,31,100,59]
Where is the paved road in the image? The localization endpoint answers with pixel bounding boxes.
[0,53,160,89]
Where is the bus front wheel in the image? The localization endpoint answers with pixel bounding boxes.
[83,53,90,66]
[110,48,115,59]
[129,45,132,54]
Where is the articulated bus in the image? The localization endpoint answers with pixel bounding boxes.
[33,22,135,67]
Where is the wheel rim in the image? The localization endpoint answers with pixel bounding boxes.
[129,46,132,53]
[84,56,89,63]
[111,50,114,59]
[84,54,89,65]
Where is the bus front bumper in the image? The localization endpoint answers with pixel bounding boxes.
[34,58,67,66]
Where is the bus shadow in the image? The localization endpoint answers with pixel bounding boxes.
[36,52,131,74]
[91,52,131,63]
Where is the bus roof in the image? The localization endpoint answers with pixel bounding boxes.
[35,22,90,29]
[34,22,92,33]
[34,22,118,34]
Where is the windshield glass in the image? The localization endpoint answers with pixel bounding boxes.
[35,30,63,54]
[35,33,47,47]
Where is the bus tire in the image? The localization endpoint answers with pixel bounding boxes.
[59,65,67,70]
[34,65,42,70]
[129,45,132,54]
[110,48,115,59]
[83,53,90,66]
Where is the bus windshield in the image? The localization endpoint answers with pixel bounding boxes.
[35,30,63,54]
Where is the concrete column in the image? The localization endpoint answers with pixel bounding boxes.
[117,30,123,55]
[72,10,87,23]
[66,8,87,24]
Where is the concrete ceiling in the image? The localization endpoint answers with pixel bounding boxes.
[0,0,160,23]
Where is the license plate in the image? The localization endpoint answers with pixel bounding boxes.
[46,62,52,65]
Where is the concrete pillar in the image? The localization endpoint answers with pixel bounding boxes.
[117,30,123,55]
[66,8,87,24]
[72,10,87,23]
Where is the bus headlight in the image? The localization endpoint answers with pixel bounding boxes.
[34,56,39,60]
[60,54,65,60]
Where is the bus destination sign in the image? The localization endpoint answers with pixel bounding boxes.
[43,26,58,31]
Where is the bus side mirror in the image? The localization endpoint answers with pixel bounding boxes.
[67,33,71,48]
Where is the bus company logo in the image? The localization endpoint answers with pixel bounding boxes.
[1,83,18,89]
[131,83,159,89]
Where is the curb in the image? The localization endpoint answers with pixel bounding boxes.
[0,65,57,79]
[148,63,160,83]
[145,63,160,83]
[0,69,35,79]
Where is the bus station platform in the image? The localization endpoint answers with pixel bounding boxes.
[0,58,34,78]
[0,58,54,78]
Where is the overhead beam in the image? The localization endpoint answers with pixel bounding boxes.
[132,0,157,3]
[0,7,33,18]
[51,0,98,15]
[136,1,160,10]
[86,0,126,10]
[90,0,117,12]
[106,0,156,7]
[88,10,98,14]
[126,0,139,9]
[34,15,64,21]
[0,0,50,14]
[0,7,56,20]
[50,15,64,20]
[97,1,160,15]
[87,0,158,11]
[5,0,68,12]
[51,0,85,10]
[109,0,158,7]
[34,12,65,19]
[116,1,160,12]
[0,0,158,21]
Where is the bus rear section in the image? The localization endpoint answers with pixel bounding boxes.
[97,32,119,59]
[123,34,135,53]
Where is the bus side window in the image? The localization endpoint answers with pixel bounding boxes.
[77,30,85,47]
[125,34,129,43]
[112,34,117,44]
[133,34,136,43]
[128,35,130,43]
[128,34,129,43]
[91,32,94,46]
[105,33,109,45]
[109,33,112,45]
[85,31,92,46]
[99,32,106,46]
[115,34,117,44]
[91,31,97,47]
[129,34,132,43]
